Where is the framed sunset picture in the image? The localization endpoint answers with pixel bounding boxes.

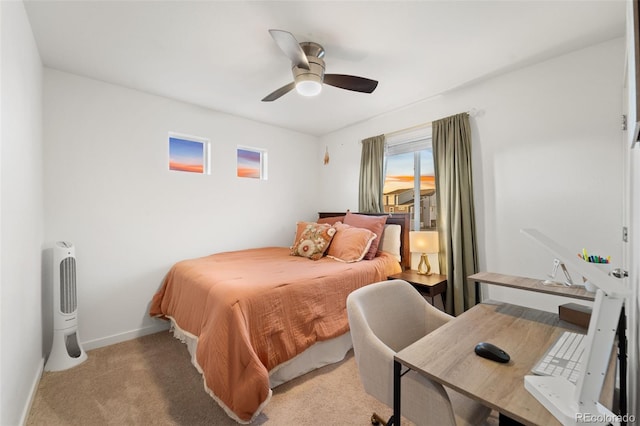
[237,147,267,180]
[168,133,210,174]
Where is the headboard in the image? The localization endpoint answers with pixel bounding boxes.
[317,212,411,270]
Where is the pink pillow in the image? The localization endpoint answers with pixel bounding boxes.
[317,215,345,226]
[326,223,376,263]
[343,212,387,260]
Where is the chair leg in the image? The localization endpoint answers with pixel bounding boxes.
[371,412,387,425]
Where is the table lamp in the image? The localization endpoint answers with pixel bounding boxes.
[409,231,439,275]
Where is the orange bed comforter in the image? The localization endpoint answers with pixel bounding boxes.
[149,246,401,423]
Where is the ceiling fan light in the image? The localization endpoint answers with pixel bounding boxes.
[295,80,322,97]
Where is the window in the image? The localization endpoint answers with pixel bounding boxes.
[237,146,268,180]
[168,132,211,174]
[384,126,436,231]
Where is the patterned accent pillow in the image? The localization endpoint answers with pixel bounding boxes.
[291,222,337,260]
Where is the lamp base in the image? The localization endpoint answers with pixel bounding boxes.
[417,253,432,275]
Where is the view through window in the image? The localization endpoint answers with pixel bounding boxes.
[383,130,436,231]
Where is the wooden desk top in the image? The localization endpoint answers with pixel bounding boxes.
[395,302,613,426]
[468,271,595,301]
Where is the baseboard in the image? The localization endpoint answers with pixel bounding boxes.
[82,322,170,351]
[20,357,44,426]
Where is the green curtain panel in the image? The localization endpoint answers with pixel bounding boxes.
[358,134,385,213]
[432,113,479,316]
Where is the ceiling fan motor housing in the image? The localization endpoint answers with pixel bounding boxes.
[292,42,325,96]
[262,31,377,101]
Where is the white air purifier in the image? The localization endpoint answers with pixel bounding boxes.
[45,241,87,371]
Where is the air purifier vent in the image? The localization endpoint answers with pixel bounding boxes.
[59,257,77,314]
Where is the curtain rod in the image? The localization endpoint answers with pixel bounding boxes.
[383,108,478,139]
[384,121,432,139]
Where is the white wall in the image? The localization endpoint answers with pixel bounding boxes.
[43,69,320,349]
[319,37,625,313]
[0,2,44,425]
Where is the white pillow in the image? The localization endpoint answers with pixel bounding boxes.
[379,224,401,262]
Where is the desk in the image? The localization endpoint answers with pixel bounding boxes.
[393,302,615,426]
[469,271,627,421]
[468,271,595,301]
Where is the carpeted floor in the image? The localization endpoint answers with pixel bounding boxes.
[27,331,498,425]
[26,331,394,425]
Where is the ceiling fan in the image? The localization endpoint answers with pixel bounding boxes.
[262,29,378,102]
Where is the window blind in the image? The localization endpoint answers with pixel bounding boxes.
[385,125,432,155]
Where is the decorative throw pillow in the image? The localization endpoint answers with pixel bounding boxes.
[343,212,387,260]
[290,222,336,260]
[292,221,313,244]
[326,222,377,263]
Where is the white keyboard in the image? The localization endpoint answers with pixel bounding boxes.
[531,331,585,384]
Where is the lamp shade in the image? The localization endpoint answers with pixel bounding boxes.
[295,80,322,96]
[409,231,439,254]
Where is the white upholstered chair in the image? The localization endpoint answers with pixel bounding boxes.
[346,279,491,426]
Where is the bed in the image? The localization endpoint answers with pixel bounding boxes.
[149,212,410,423]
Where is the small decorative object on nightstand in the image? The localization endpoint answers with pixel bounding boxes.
[409,231,439,275]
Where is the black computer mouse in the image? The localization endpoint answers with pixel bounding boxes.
[474,342,510,363]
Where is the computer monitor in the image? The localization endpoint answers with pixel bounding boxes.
[521,229,628,426]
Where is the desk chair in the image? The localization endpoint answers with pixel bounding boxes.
[347,279,491,426]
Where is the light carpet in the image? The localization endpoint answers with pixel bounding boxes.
[27,331,498,425]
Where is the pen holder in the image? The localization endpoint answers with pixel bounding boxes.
[582,263,611,292]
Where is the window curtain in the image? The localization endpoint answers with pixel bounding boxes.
[358,134,385,213]
[432,113,479,316]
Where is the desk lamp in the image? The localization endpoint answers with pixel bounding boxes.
[409,231,439,275]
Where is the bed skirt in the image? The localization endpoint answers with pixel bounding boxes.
[268,331,353,388]
[167,316,353,422]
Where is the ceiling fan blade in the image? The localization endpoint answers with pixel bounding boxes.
[268,29,310,70]
[324,74,378,93]
[261,82,296,102]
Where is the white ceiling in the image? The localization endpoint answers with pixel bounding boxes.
[24,0,626,137]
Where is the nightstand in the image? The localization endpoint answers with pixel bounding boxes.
[388,270,447,308]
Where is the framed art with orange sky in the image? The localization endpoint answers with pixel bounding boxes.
[237,147,267,179]
[168,133,210,174]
